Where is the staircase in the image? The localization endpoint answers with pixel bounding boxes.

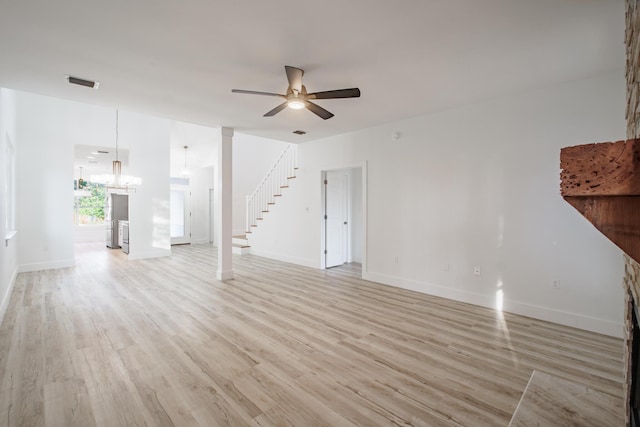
[246,144,298,232]
[232,235,251,255]
[235,144,298,255]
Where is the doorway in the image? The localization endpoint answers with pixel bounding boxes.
[170,185,191,245]
[209,188,215,244]
[322,167,364,270]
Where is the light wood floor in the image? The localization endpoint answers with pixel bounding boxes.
[0,243,624,426]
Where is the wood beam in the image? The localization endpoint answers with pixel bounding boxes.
[560,139,640,196]
[564,196,640,263]
[560,139,640,264]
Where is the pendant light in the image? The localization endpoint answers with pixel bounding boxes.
[181,145,190,177]
[77,166,86,189]
[90,109,141,191]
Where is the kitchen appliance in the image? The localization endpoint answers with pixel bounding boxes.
[105,193,128,248]
[120,220,129,254]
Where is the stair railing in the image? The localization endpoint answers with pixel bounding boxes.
[246,144,298,233]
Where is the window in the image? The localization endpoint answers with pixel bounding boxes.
[73,182,106,225]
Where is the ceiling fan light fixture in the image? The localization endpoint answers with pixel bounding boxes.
[232,65,360,120]
[287,99,306,110]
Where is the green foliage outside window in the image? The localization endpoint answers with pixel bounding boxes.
[74,182,106,225]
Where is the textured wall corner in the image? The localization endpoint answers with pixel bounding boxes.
[624,2,640,425]
[627,0,640,139]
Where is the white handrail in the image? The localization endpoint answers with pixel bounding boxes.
[246,144,298,233]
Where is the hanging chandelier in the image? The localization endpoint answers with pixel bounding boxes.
[74,166,92,197]
[90,109,141,191]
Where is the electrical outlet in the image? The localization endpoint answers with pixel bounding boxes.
[473,266,481,276]
[444,263,450,272]
[552,279,560,289]
[394,256,399,264]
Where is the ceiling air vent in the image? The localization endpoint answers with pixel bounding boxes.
[66,75,100,89]
[293,130,306,135]
[97,150,109,154]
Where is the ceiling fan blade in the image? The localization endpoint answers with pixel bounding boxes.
[306,101,334,120]
[285,66,304,93]
[263,102,288,117]
[232,89,285,97]
[307,88,361,99]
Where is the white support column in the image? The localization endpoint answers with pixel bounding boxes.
[216,127,234,281]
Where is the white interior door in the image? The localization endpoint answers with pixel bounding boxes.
[325,171,348,268]
[170,186,191,245]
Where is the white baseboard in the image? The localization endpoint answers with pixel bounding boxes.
[502,298,623,338]
[127,248,171,261]
[0,266,18,327]
[363,271,623,338]
[18,258,75,273]
[249,249,319,269]
[191,238,210,245]
[216,270,234,281]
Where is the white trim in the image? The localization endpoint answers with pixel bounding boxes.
[502,298,623,338]
[4,229,17,242]
[249,248,318,269]
[319,161,368,273]
[18,258,76,273]
[216,270,234,281]
[0,266,18,327]
[232,228,246,237]
[363,271,623,338]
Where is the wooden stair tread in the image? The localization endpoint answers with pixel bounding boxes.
[232,243,250,249]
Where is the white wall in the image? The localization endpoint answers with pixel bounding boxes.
[13,92,171,267]
[16,93,78,271]
[0,88,19,325]
[249,71,627,337]
[121,110,171,260]
[350,168,363,263]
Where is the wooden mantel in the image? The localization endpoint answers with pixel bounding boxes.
[560,139,640,264]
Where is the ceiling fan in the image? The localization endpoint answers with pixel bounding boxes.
[232,66,360,120]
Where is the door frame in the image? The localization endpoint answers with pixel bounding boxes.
[209,188,215,244]
[170,184,191,245]
[323,170,349,268]
[319,161,367,273]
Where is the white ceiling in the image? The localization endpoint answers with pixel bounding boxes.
[74,144,129,175]
[0,0,624,144]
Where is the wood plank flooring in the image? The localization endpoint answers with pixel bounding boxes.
[509,370,623,426]
[0,243,624,426]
